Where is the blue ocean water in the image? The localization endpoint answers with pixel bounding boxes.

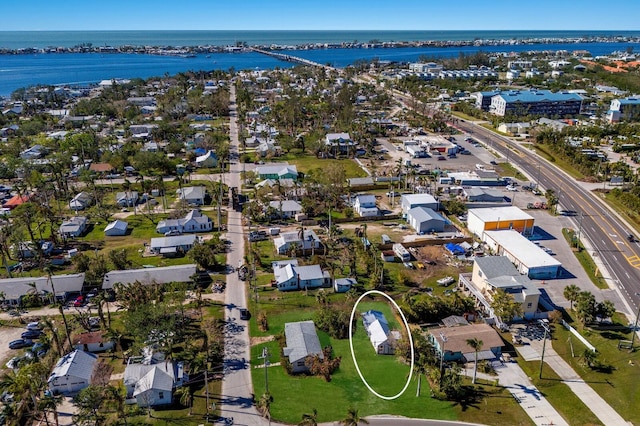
[1,30,640,49]
[1,31,639,96]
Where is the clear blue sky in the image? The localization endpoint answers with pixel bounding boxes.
[3,0,640,31]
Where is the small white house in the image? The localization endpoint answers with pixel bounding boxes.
[354,194,378,217]
[334,277,356,293]
[59,216,88,238]
[104,220,128,236]
[69,192,93,211]
[156,210,213,234]
[48,350,98,395]
[124,359,186,408]
[362,310,396,355]
[268,200,303,219]
[73,331,115,353]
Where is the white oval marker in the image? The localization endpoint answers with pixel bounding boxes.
[349,289,414,400]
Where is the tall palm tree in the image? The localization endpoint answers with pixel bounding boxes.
[563,284,580,310]
[341,407,369,426]
[38,393,63,426]
[40,318,62,356]
[466,338,484,384]
[45,267,72,349]
[298,408,318,426]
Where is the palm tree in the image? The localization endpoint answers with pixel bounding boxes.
[298,408,318,426]
[466,337,484,384]
[39,393,63,426]
[175,386,194,415]
[563,284,580,310]
[40,317,62,356]
[341,407,369,426]
[44,268,73,349]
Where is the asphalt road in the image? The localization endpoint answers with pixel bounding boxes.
[454,120,640,314]
[218,85,265,425]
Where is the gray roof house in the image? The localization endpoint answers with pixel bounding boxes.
[0,273,85,305]
[69,192,93,211]
[272,259,331,291]
[354,194,378,217]
[102,264,197,289]
[401,194,438,215]
[283,321,324,373]
[268,200,303,219]
[59,216,88,238]
[156,210,213,234]
[104,220,128,236]
[116,191,139,207]
[48,350,98,395]
[177,186,206,206]
[407,207,446,234]
[149,234,197,257]
[273,229,321,255]
[124,359,186,407]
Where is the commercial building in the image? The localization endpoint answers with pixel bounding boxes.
[458,256,541,320]
[467,206,535,239]
[606,97,640,123]
[483,230,562,279]
[488,90,583,117]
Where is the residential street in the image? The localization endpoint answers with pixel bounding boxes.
[219,84,264,425]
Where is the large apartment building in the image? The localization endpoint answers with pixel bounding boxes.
[484,90,583,117]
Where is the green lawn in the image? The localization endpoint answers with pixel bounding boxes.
[550,316,640,424]
[281,154,368,178]
[561,229,608,289]
[249,300,456,424]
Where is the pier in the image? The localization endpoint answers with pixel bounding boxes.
[249,47,339,72]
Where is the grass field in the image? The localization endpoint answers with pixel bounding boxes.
[249,300,456,424]
[550,314,640,424]
[281,154,368,178]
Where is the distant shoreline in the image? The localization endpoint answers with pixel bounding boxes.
[2,35,640,56]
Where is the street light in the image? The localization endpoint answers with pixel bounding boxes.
[259,347,270,393]
[630,293,640,350]
[538,319,551,379]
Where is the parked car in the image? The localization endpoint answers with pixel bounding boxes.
[26,321,41,331]
[9,339,33,349]
[239,308,250,320]
[73,295,85,307]
[164,230,182,236]
[628,234,635,242]
[21,330,43,339]
[6,356,25,370]
[31,342,48,357]
[437,156,446,161]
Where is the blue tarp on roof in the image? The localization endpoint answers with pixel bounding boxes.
[194,148,207,155]
[445,243,465,255]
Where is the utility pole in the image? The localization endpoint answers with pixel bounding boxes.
[630,293,640,350]
[439,332,448,377]
[259,347,270,393]
[539,319,551,378]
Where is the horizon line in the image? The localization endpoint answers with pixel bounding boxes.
[2,29,640,32]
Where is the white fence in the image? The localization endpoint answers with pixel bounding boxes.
[561,319,596,352]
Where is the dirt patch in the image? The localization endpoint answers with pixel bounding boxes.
[250,335,275,346]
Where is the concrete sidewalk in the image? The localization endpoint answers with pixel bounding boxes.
[528,340,632,426]
[494,361,568,426]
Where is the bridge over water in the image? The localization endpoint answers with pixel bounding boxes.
[249,47,339,72]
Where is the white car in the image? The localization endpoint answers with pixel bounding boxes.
[26,321,41,331]
[506,185,518,192]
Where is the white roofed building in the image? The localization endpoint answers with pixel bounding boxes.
[467,206,535,239]
[283,321,324,373]
[483,230,561,279]
[401,194,438,215]
[48,350,98,395]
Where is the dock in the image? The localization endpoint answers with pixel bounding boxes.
[249,47,339,72]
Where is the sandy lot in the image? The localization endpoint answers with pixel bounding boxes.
[0,326,31,369]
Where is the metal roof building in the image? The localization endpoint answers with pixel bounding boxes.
[283,321,323,373]
[484,230,561,279]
